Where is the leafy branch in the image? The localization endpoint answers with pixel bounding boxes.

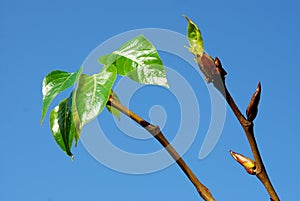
[41,35,214,200]
[41,16,280,201]
[185,16,280,201]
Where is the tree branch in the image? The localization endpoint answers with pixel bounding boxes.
[223,86,279,201]
[210,57,280,201]
[107,95,215,201]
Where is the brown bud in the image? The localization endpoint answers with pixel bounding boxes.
[214,57,227,78]
[230,150,256,175]
[195,52,219,83]
[246,82,261,121]
[214,57,222,68]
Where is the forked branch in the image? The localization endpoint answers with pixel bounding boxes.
[198,55,279,201]
[223,83,279,201]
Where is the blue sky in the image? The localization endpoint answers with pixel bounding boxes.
[1,0,299,200]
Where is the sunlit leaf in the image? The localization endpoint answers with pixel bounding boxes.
[98,35,169,87]
[49,94,76,158]
[98,54,118,66]
[41,67,82,124]
[72,65,117,143]
[106,90,121,121]
[184,15,204,56]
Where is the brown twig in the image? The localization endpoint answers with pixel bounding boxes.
[107,95,215,201]
[222,87,261,166]
[205,57,279,201]
[223,85,279,201]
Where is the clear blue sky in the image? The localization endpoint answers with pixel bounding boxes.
[1,0,299,200]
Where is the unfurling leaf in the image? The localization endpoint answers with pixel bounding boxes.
[41,67,82,124]
[184,15,204,56]
[184,16,223,84]
[106,90,121,120]
[72,64,117,143]
[230,150,256,175]
[246,82,261,121]
[98,35,169,87]
[50,94,77,158]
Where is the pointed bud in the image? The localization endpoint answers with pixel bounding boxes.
[246,82,261,121]
[230,150,256,175]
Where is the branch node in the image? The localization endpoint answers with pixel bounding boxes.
[146,125,161,136]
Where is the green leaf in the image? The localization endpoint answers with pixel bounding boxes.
[49,94,76,158]
[98,54,118,66]
[41,67,82,124]
[184,15,204,56]
[106,90,121,121]
[98,35,169,87]
[72,64,117,143]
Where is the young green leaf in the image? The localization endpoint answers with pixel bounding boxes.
[41,67,82,124]
[50,94,76,158]
[106,90,121,120]
[98,54,118,66]
[184,15,204,56]
[72,64,117,143]
[98,35,169,88]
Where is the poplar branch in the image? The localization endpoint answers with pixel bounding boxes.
[210,58,280,201]
[107,95,215,201]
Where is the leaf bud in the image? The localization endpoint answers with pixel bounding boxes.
[230,150,256,175]
[246,82,261,121]
[214,57,227,78]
